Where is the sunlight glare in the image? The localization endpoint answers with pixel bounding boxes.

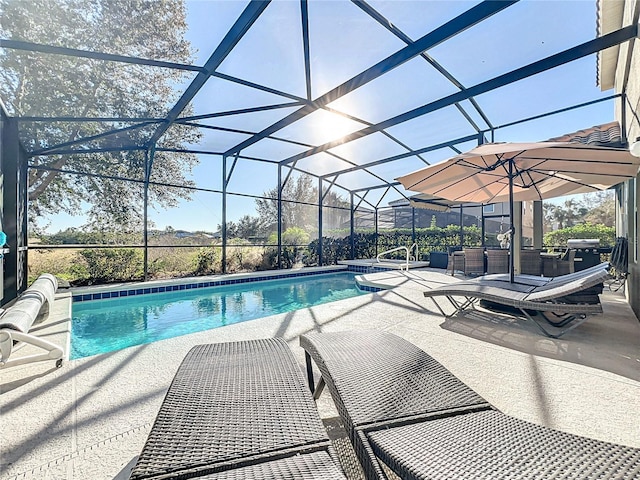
[309,109,358,142]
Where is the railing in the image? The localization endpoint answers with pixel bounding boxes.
[409,242,418,261]
[376,243,418,271]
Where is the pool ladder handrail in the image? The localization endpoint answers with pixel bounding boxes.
[376,243,418,271]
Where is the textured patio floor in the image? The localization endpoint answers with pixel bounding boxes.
[1,268,639,480]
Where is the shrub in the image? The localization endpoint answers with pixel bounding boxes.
[192,247,221,275]
[28,248,86,284]
[261,227,311,269]
[258,247,278,270]
[78,248,144,285]
[146,247,196,278]
[544,224,614,248]
[226,239,264,273]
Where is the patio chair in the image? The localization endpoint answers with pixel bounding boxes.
[556,248,577,276]
[519,249,542,275]
[300,330,640,480]
[129,337,346,480]
[462,247,485,276]
[0,273,64,369]
[423,264,612,337]
[446,246,463,276]
[485,248,509,274]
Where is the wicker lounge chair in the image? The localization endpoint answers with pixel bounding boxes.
[129,338,346,480]
[479,261,609,285]
[300,330,640,480]
[0,273,64,369]
[423,264,612,337]
[477,261,609,304]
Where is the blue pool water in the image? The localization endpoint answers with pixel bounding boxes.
[71,272,363,359]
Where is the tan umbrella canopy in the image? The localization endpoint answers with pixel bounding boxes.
[407,193,481,212]
[397,142,640,204]
[396,141,640,281]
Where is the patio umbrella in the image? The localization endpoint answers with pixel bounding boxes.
[407,193,482,212]
[396,141,640,282]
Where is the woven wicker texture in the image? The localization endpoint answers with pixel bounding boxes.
[426,283,602,315]
[485,249,509,274]
[301,331,487,430]
[447,250,464,275]
[558,249,577,275]
[130,338,342,480]
[520,249,543,275]
[301,330,490,479]
[369,409,640,480]
[526,263,607,293]
[193,451,347,480]
[463,248,485,276]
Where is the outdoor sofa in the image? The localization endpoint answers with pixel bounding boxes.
[300,330,640,480]
[423,262,611,337]
[129,338,346,480]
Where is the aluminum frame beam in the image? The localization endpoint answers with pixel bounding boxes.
[352,0,492,132]
[280,25,638,167]
[0,39,203,72]
[319,133,481,179]
[145,0,271,157]
[30,122,156,156]
[224,0,517,156]
[301,0,312,101]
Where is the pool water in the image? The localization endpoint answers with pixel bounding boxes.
[71,272,363,359]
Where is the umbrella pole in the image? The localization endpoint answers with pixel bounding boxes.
[509,157,515,283]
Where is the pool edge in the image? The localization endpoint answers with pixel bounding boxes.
[70,265,350,302]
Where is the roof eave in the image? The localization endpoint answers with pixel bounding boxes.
[597,0,625,91]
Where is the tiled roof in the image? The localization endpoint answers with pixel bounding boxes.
[547,121,624,147]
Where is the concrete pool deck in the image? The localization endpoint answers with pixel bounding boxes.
[1,268,639,479]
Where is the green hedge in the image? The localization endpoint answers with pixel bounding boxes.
[312,225,483,265]
[543,224,614,248]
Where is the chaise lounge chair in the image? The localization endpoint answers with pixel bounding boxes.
[129,337,346,480]
[478,261,610,286]
[475,261,609,303]
[0,273,64,369]
[423,263,612,337]
[300,330,640,480]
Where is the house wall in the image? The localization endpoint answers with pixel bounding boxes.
[614,0,640,318]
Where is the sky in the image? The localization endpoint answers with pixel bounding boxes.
[43,0,618,233]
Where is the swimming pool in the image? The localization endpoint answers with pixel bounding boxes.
[71,272,364,359]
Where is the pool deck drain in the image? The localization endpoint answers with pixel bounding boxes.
[2,268,639,479]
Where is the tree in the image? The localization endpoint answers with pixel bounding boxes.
[0,0,201,231]
[235,215,266,240]
[582,191,615,227]
[543,192,614,231]
[255,174,349,233]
